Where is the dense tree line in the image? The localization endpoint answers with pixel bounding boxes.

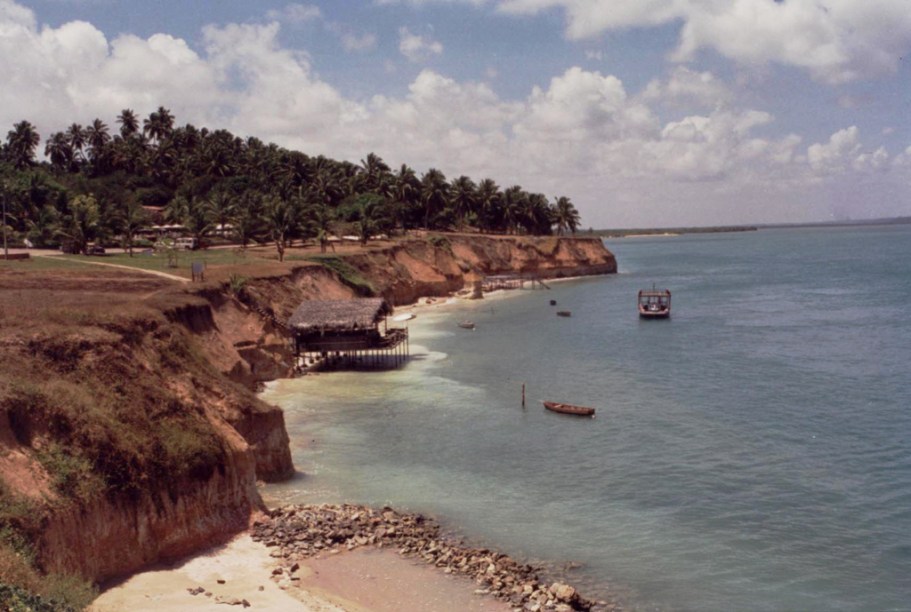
[0,108,581,259]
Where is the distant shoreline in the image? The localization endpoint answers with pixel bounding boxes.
[594,215,911,238]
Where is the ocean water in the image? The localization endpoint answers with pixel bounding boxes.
[261,225,911,611]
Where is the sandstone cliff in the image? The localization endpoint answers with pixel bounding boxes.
[0,235,615,591]
[212,235,617,387]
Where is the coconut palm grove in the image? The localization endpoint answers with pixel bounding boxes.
[0,107,582,259]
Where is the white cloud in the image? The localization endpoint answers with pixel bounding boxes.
[516,67,657,141]
[807,126,863,174]
[495,0,911,84]
[642,66,732,109]
[398,26,443,62]
[1,1,905,228]
[265,3,321,24]
[853,146,889,173]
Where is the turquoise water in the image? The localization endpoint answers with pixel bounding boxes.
[261,225,911,611]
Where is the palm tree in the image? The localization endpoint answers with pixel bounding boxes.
[25,204,60,248]
[117,109,140,139]
[502,185,526,234]
[207,191,235,237]
[86,118,111,170]
[112,200,149,256]
[231,192,264,249]
[309,203,335,253]
[450,175,477,231]
[56,194,101,254]
[392,164,420,231]
[66,123,86,164]
[183,196,214,249]
[553,196,581,235]
[163,195,190,227]
[522,193,553,235]
[350,194,391,246]
[475,178,502,233]
[357,152,392,194]
[44,132,73,172]
[420,168,449,230]
[143,106,175,144]
[5,121,40,170]
[262,194,301,262]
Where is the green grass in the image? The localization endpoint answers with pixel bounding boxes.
[304,255,376,296]
[0,255,97,272]
[54,248,271,277]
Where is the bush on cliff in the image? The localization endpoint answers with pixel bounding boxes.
[305,255,375,296]
[0,580,87,612]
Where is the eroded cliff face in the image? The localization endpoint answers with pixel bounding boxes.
[337,235,617,306]
[223,235,616,333]
[39,424,258,581]
[0,284,292,584]
[0,235,614,587]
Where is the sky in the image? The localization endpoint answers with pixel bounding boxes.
[1,0,910,229]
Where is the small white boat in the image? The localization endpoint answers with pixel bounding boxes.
[392,313,416,322]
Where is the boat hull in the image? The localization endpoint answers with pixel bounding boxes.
[543,401,595,417]
[638,308,670,319]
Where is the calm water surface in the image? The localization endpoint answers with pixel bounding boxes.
[262,225,911,611]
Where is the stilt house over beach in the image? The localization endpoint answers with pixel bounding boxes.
[288,298,409,370]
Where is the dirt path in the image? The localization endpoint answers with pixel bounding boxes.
[28,251,190,283]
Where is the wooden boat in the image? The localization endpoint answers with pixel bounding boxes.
[556,311,572,317]
[458,320,476,330]
[638,287,671,319]
[543,401,595,417]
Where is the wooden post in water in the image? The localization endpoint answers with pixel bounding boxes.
[522,383,526,407]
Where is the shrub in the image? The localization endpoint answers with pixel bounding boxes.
[38,573,97,611]
[428,235,452,252]
[36,444,104,501]
[306,256,375,296]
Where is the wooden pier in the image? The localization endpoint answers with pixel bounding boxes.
[288,298,410,372]
[482,274,551,292]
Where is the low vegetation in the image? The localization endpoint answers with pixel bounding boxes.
[305,255,376,296]
[0,271,257,603]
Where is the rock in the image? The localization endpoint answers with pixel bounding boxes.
[255,503,598,611]
[550,583,576,602]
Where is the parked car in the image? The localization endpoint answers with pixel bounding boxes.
[87,244,106,255]
[175,237,197,250]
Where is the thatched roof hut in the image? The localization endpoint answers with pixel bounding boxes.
[288,298,392,334]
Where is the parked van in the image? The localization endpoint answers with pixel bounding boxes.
[175,237,197,250]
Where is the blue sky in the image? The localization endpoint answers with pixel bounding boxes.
[3,0,910,228]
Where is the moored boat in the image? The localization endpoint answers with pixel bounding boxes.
[543,401,595,417]
[556,310,572,317]
[638,287,671,319]
[458,320,476,329]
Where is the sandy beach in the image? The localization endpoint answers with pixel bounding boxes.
[89,533,511,612]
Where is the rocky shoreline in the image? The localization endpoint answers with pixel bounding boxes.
[251,503,623,612]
